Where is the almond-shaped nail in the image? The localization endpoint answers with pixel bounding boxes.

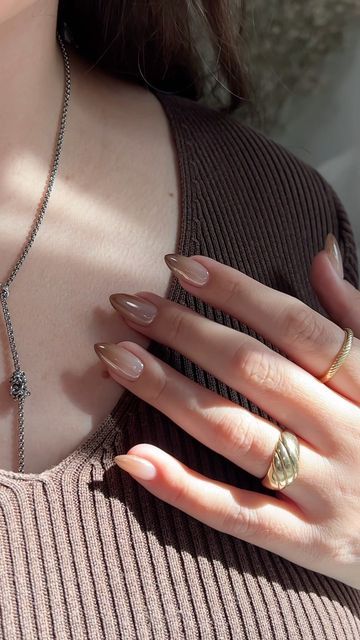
[109,293,157,325]
[324,233,344,279]
[94,343,144,380]
[114,454,157,480]
[164,254,209,286]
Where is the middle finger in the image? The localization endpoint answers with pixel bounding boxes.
[109,291,356,453]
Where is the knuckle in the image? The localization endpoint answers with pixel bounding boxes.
[307,524,344,564]
[168,473,192,507]
[220,503,259,540]
[222,276,243,306]
[280,303,327,348]
[231,344,284,393]
[168,307,193,344]
[148,369,168,404]
[213,411,255,459]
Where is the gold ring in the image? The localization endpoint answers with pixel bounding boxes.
[319,327,353,383]
[262,328,354,492]
[261,430,300,491]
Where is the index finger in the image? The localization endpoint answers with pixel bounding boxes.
[164,254,360,404]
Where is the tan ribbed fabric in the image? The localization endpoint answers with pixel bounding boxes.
[0,91,359,640]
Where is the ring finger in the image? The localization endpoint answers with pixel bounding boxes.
[96,340,330,511]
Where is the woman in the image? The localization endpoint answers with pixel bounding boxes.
[0,1,359,638]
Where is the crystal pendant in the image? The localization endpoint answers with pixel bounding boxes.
[0,284,9,298]
[9,370,31,400]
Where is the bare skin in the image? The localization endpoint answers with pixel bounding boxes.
[0,45,181,474]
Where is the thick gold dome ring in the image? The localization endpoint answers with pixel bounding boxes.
[261,431,300,491]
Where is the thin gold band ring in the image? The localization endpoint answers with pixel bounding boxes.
[319,328,353,383]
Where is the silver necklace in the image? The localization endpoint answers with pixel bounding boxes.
[0,31,71,473]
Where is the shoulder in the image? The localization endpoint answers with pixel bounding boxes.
[154,92,359,289]
[154,92,334,200]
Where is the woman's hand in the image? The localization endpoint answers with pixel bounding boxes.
[94,234,360,590]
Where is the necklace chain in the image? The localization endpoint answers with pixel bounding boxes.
[0,31,71,473]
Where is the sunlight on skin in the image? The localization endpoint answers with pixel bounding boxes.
[93,250,360,588]
[0,0,35,24]
[1,153,149,262]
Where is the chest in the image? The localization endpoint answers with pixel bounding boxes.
[0,113,181,473]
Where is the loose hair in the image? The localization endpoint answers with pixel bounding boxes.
[57,1,249,112]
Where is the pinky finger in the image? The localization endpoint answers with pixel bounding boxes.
[114,442,318,573]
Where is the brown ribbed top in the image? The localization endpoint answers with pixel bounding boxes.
[0,91,359,640]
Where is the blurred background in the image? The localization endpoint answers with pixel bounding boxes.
[238,1,360,261]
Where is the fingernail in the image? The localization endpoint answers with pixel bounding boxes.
[164,254,209,287]
[324,233,344,279]
[114,454,157,480]
[94,343,144,380]
[109,293,157,325]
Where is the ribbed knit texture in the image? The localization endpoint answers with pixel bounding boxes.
[0,91,359,640]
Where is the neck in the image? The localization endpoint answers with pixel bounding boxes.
[0,1,65,164]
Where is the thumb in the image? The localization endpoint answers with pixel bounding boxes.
[309,233,360,338]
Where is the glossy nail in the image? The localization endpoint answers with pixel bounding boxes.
[325,233,344,279]
[164,254,209,287]
[94,343,144,380]
[114,454,157,480]
[109,293,157,325]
